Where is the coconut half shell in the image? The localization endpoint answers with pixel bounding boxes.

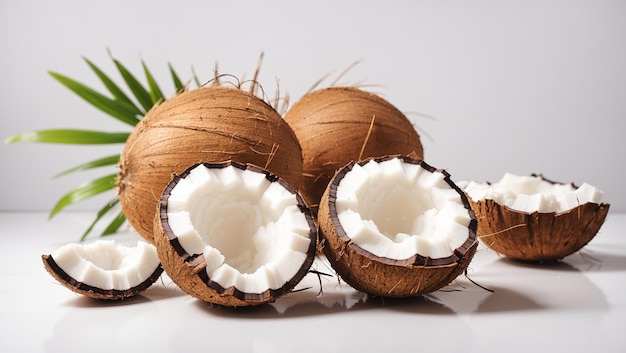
[470,200,609,262]
[119,86,303,243]
[466,174,610,262]
[154,161,317,306]
[318,156,477,297]
[42,240,163,300]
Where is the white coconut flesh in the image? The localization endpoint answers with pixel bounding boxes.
[46,240,161,291]
[333,157,475,263]
[464,173,604,213]
[160,162,316,296]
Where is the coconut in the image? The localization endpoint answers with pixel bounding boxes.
[318,156,477,297]
[283,87,424,212]
[154,161,317,306]
[42,240,163,300]
[464,173,610,262]
[118,86,304,243]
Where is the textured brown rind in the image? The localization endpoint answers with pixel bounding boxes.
[42,254,164,300]
[470,199,610,262]
[119,86,304,243]
[283,86,423,213]
[318,156,477,297]
[154,161,318,307]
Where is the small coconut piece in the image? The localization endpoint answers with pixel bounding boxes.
[118,86,303,243]
[154,161,317,306]
[42,240,163,300]
[465,173,610,262]
[318,156,477,297]
[283,86,423,212]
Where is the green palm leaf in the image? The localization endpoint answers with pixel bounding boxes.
[169,63,185,93]
[7,52,197,240]
[112,58,153,112]
[50,173,118,219]
[143,60,165,104]
[49,72,141,126]
[5,129,129,144]
[84,57,144,116]
[101,211,126,236]
[80,199,125,241]
[53,154,120,178]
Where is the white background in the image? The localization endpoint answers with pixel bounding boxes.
[1,0,625,214]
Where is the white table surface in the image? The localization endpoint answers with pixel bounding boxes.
[1,211,624,353]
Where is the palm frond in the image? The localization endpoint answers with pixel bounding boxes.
[80,199,124,241]
[53,154,120,178]
[101,211,126,237]
[111,57,153,112]
[49,173,118,219]
[49,72,141,126]
[6,129,129,144]
[143,60,165,104]
[83,57,143,116]
[7,51,195,240]
[169,63,185,93]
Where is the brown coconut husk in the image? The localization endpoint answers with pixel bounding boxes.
[42,254,163,300]
[153,161,318,307]
[318,156,477,298]
[283,87,423,213]
[118,86,303,243]
[470,199,610,262]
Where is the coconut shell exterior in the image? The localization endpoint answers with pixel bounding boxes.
[42,254,163,300]
[471,199,610,262]
[153,216,253,306]
[318,156,478,298]
[118,86,303,243]
[153,161,318,307]
[283,87,423,212]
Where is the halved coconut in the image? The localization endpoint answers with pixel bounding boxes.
[42,240,163,300]
[154,161,317,306]
[318,156,477,298]
[464,173,610,262]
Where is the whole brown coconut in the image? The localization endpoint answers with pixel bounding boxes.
[283,87,423,211]
[118,86,304,242]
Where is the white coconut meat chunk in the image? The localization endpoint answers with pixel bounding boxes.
[160,162,316,297]
[44,240,162,296]
[334,157,474,261]
[464,173,604,213]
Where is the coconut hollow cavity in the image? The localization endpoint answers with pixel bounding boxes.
[465,173,610,262]
[42,240,163,300]
[154,161,317,306]
[318,156,477,298]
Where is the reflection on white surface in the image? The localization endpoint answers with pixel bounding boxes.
[0,212,625,352]
[438,254,609,314]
